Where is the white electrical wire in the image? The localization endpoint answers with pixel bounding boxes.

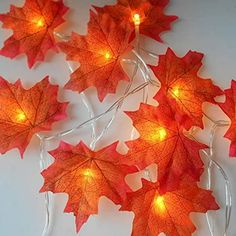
[37,135,52,236]
[205,120,232,236]
[189,118,232,236]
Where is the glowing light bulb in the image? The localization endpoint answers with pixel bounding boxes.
[104,52,111,60]
[83,169,94,178]
[172,86,180,98]
[151,127,167,142]
[158,128,167,141]
[33,18,45,27]
[154,195,166,213]
[133,13,141,26]
[16,109,26,123]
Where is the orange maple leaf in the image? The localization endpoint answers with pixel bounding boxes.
[40,141,137,232]
[0,0,68,68]
[151,48,223,130]
[219,80,236,157]
[58,11,132,102]
[120,178,219,236]
[0,76,68,157]
[95,0,178,42]
[124,102,207,190]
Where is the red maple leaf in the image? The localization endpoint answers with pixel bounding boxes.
[219,80,236,157]
[40,141,137,232]
[120,178,219,236]
[124,102,207,190]
[151,48,223,130]
[0,0,68,68]
[95,0,178,42]
[58,11,132,102]
[0,76,68,157]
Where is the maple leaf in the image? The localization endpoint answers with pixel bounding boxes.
[0,0,68,68]
[0,76,68,157]
[124,102,207,190]
[151,48,223,130]
[95,0,178,42]
[40,141,137,232]
[219,80,236,157]
[58,11,132,102]
[120,178,219,236]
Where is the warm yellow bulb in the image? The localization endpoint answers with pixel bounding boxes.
[16,110,26,122]
[34,18,45,27]
[104,52,111,60]
[154,195,166,213]
[151,127,167,142]
[172,86,180,98]
[133,13,141,26]
[83,169,94,178]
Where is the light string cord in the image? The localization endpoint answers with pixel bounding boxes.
[189,117,232,236]
[204,118,232,236]
[37,135,52,236]
[134,23,152,181]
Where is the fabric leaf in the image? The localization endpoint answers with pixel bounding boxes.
[151,48,223,130]
[40,141,137,232]
[58,11,132,102]
[0,76,68,157]
[124,102,207,190]
[120,178,219,236]
[0,0,68,68]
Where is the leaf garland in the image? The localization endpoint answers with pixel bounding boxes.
[0,0,231,235]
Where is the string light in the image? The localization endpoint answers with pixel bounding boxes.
[16,109,26,122]
[133,13,141,26]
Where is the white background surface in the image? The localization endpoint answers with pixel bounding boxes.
[0,0,236,235]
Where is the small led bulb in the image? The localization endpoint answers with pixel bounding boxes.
[34,18,45,27]
[150,127,167,142]
[172,86,180,98]
[154,195,166,213]
[83,169,94,178]
[133,13,141,26]
[16,109,26,122]
[104,52,111,60]
[158,128,167,141]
